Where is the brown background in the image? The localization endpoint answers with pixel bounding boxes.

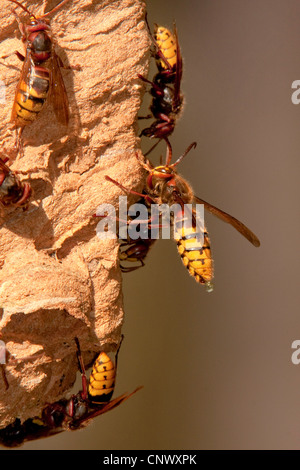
[12,0,300,450]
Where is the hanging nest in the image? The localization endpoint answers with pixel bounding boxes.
[0,0,149,427]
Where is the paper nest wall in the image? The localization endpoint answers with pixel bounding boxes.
[0,0,149,427]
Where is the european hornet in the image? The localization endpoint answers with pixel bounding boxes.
[106,141,260,291]
[117,195,157,272]
[0,337,142,447]
[118,198,157,272]
[138,18,183,146]
[6,0,72,154]
[0,417,52,447]
[94,191,157,272]
[0,156,32,209]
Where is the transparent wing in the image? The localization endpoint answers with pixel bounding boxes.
[71,387,143,428]
[49,52,69,126]
[194,195,260,247]
[172,24,183,111]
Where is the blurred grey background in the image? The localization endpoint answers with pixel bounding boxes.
[21,0,300,450]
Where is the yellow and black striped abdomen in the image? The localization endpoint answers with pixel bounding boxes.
[12,65,50,127]
[174,214,214,291]
[154,26,177,70]
[88,352,116,404]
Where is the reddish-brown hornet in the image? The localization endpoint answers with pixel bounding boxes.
[7,0,71,154]
[0,337,142,447]
[138,18,183,147]
[105,141,260,291]
[0,157,31,209]
[118,196,157,272]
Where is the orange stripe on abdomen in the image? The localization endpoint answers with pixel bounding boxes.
[13,66,50,126]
